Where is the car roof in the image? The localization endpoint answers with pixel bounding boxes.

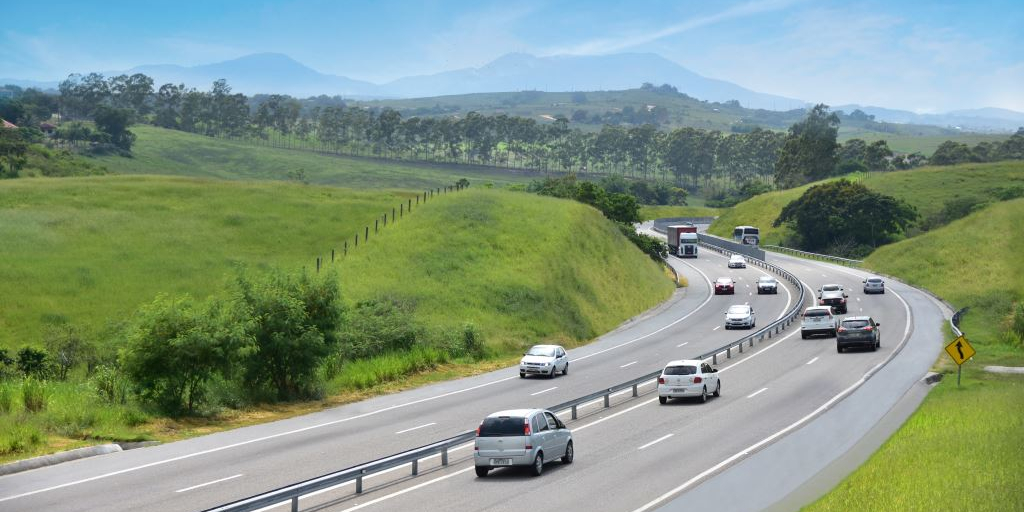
[866,277,883,281]
[804,306,834,312]
[758,276,776,280]
[528,344,563,350]
[728,304,751,309]
[486,409,544,418]
[730,254,744,258]
[716,277,734,281]
[664,359,704,367]
[842,316,872,321]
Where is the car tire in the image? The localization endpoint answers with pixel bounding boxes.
[548,368,556,379]
[877,338,881,348]
[475,466,489,477]
[562,441,574,464]
[563,363,569,376]
[837,345,843,353]
[699,386,708,403]
[659,396,667,404]
[724,325,730,330]
[530,453,544,477]
[801,332,808,339]
[520,372,525,378]
[713,381,721,397]
[873,340,879,351]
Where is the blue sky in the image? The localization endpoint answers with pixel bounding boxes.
[2,0,1021,112]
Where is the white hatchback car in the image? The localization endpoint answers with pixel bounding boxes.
[474,409,573,477]
[728,254,747,268]
[658,359,720,404]
[801,306,838,338]
[519,344,569,378]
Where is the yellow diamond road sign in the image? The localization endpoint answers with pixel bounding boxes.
[945,335,976,365]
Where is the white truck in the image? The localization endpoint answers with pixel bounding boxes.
[666,224,699,258]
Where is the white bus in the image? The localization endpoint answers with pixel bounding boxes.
[733,226,760,245]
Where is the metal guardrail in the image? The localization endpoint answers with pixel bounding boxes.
[698,233,765,261]
[762,244,863,267]
[951,307,968,337]
[205,244,808,512]
[651,216,718,233]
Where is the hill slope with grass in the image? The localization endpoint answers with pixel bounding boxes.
[339,188,674,350]
[88,125,536,189]
[707,160,1024,245]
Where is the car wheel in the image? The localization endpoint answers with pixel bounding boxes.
[475,466,489,478]
[562,441,574,464]
[873,340,879,351]
[724,325,730,330]
[549,368,556,378]
[837,345,843,353]
[659,396,667,404]
[520,372,525,378]
[801,332,808,339]
[530,453,544,476]
[877,337,881,348]
[713,381,721,397]
[563,363,569,376]
[699,386,708,403]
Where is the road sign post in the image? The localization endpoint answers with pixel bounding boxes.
[944,335,976,387]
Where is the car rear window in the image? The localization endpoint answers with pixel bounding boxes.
[717,279,732,285]
[728,306,749,314]
[479,416,526,436]
[867,278,882,283]
[804,310,828,318]
[664,365,697,375]
[842,320,870,328]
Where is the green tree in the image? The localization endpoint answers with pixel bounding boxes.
[774,179,918,252]
[0,127,28,178]
[930,141,976,165]
[235,269,345,400]
[44,325,93,381]
[17,347,49,378]
[121,295,249,414]
[775,104,840,188]
[93,105,136,151]
[601,193,641,224]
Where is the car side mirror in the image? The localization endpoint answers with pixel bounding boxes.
[712,368,718,373]
[875,322,881,326]
[862,279,866,283]
[843,293,848,298]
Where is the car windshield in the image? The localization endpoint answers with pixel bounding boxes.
[804,310,829,318]
[479,416,526,436]
[526,346,555,357]
[728,306,749,314]
[843,320,870,328]
[716,279,732,284]
[731,256,743,261]
[664,365,697,375]
[759,277,775,283]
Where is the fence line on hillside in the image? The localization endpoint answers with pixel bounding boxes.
[310,183,467,273]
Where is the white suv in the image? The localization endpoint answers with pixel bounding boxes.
[801,306,838,338]
[658,359,720,404]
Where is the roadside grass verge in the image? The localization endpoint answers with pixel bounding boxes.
[707,160,1024,245]
[91,125,537,189]
[805,199,1024,511]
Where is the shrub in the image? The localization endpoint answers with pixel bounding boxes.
[0,382,14,413]
[44,325,94,381]
[21,378,50,412]
[617,223,668,261]
[17,347,49,379]
[341,296,420,359]
[91,365,132,405]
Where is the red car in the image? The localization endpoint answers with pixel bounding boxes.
[714,277,736,295]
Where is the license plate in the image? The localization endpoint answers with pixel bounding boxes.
[672,388,685,392]
[490,458,512,466]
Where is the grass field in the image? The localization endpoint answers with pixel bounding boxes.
[90,125,539,189]
[806,199,1024,511]
[838,130,1010,156]
[707,160,1024,244]
[639,205,723,221]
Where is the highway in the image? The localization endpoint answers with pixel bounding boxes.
[0,246,947,512]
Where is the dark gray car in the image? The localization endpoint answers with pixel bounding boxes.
[837,316,880,352]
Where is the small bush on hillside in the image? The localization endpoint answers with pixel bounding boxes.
[0,349,15,379]
[21,378,50,412]
[1006,303,1024,348]
[617,223,668,261]
[0,383,14,413]
[44,325,94,381]
[90,365,132,405]
[340,296,420,359]
[17,347,50,379]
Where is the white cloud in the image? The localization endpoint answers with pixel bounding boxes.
[544,0,805,56]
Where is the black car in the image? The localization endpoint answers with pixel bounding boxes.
[837,316,880,352]
[819,289,848,314]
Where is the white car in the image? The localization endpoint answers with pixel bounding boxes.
[519,344,569,378]
[756,276,779,294]
[725,304,756,329]
[801,306,838,339]
[728,254,747,268]
[658,359,720,404]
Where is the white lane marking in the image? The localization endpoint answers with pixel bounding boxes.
[749,292,753,296]
[856,297,861,302]
[677,342,689,348]
[338,467,476,512]
[636,260,917,512]
[822,273,828,277]
[0,373,519,503]
[175,474,243,493]
[639,434,674,450]
[530,386,557,396]
[620,361,638,368]
[746,388,768,399]
[572,398,658,432]
[571,258,716,364]
[395,422,437,435]
[806,357,819,365]
[712,326,721,331]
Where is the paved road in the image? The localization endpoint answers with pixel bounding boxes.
[1,248,799,512]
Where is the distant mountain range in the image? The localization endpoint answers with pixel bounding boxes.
[2,52,1021,132]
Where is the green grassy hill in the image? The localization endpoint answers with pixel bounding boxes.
[89,125,537,189]
[707,160,1024,244]
[0,175,405,348]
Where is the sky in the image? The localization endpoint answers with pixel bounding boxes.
[2,0,1022,112]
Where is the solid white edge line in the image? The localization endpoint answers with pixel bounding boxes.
[530,386,558,396]
[806,357,819,365]
[638,434,674,451]
[175,474,243,493]
[746,388,768,399]
[394,422,437,435]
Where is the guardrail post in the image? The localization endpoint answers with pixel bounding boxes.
[750,337,755,347]
[571,405,578,420]
[713,353,718,365]
[604,393,610,408]
[442,447,449,466]
[727,347,732,358]
[292,497,299,512]
[412,459,419,476]
[739,341,744,353]
[356,470,365,493]
[632,384,638,397]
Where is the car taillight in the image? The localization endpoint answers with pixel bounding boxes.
[840,298,846,303]
[658,377,665,384]
[864,326,873,331]
[693,376,702,383]
[525,445,532,449]
[524,421,531,436]
[838,327,846,332]
[476,426,481,436]
[819,300,825,305]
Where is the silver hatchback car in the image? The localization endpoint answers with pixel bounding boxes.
[474,409,573,477]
